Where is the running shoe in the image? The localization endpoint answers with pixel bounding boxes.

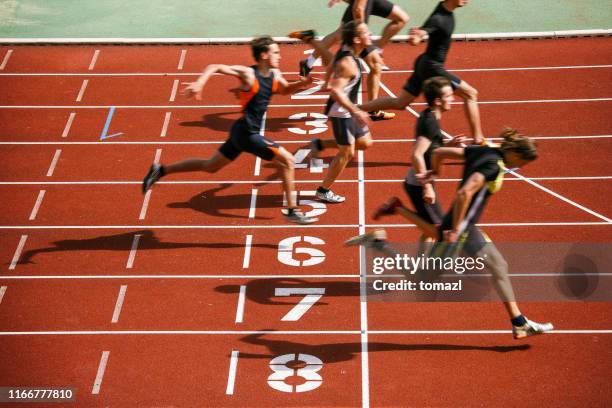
[298,59,313,77]
[372,197,403,220]
[142,163,162,193]
[381,63,391,71]
[284,209,318,225]
[316,189,345,203]
[512,318,554,339]
[369,110,396,121]
[288,29,317,43]
[344,229,387,246]
[310,138,322,159]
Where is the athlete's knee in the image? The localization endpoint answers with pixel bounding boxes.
[460,84,479,101]
[368,59,383,76]
[391,6,410,25]
[356,137,373,150]
[338,147,354,161]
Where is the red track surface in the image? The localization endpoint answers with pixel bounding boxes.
[0,38,611,407]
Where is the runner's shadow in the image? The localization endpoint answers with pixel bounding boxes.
[16,229,277,265]
[166,183,280,219]
[179,111,308,133]
[237,333,530,363]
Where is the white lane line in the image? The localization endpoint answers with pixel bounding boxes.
[0,286,7,304]
[126,234,141,268]
[111,285,128,323]
[225,350,239,395]
[76,79,89,102]
[242,234,252,269]
[0,49,13,70]
[169,79,179,102]
[139,191,152,220]
[160,112,171,137]
[177,49,187,70]
[91,351,110,394]
[29,190,46,220]
[46,149,62,177]
[509,170,612,223]
[61,112,76,138]
[9,235,28,270]
[154,148,162,164]
[253,157,261,176]
[234,286,246,324]
[88,50,100,70]
[2,274,360,280]
[248,189,258,219]
[1,329,610,336]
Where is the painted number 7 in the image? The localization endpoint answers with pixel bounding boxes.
[275,288,325,321]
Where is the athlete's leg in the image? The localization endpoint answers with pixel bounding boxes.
[272,147,298,208]
[321,143,355,190]
[454,81,485,144]
[376,5,409,49]
[163,151,231,175]
[363,50,383,101]
[355,133,373,151]
[359,88,415,112]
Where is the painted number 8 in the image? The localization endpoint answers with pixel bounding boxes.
[267,353,323,393]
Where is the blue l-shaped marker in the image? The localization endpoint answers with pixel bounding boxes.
[100,106,124,140]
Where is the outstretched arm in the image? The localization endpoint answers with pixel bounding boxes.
[274,69,314,95]
[183,64,254,100]
[428,147,465,179]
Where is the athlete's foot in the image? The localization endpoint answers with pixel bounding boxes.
[512,318,554,339]
[310,138,322,159]
[344,229,396,255]
[298,59,313,77]
[283,208,318,224]
[373,196,403,220]
[288,29,317,43]
[316,187,345,203]
[369,110,396,121]
[142,163,162,193]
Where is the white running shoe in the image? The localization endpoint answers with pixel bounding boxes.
[283,209,318,225]
[316,189,345,203]
[512,318,554,339]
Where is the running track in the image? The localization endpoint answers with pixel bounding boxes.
[0,37,611,407]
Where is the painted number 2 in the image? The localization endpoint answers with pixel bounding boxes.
[268,353,323,393]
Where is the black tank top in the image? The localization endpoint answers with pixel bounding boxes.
[240,66,278,133]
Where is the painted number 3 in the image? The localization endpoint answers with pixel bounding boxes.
[268,353,323,393]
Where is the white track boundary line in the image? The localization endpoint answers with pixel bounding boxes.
[0,29,609,44]
[0,329,609,336]
[29,189,46,220]
[169,79,179,102]
[9,235,28,270]
[0,49,13,70]
[111,285,127,323]
[91,351,110,394]
[0,274,360,280]
[177,49,187,70]
[225,350,239,395]
[160,112,171,137]
[234,286,246,324]
[75,79,88,102]
[139,190,152,220]
[2,97,610,109]
[0,286,7,304]
[126,234,141,268]
[88,50,100,70]
[248,188,258,219]
[46,149,62,177]
[61,112,76,137]
[242,234,253,269]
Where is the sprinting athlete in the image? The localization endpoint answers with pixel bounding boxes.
[295,0,410,121]
[142,36,317,224]
[293,21,375,204]
[348,129,554,339]
[360,0,485,144]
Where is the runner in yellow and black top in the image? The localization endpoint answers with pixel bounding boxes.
[347,129,554,339]
[142,36,317,224]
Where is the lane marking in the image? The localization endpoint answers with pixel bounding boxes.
[61,112,76,138]
[99,106,123,140]
[8,235,28,270]
[29,190,46,220]
[234,286,246,324]
[0,286,6,304]
[76,79,89,102]
[0,221,608,230]
[169,79,179,102]
[226,350,240,395]
[1,274,360,280]
[253,111,268,177]
[91,351,110,394]
[160,112,171,137]
[0,49,13,70]
[139,191,152,220]
[177,49,187,70]
[88,50,100,70]
[0,329,609,336]
[248,188,258,219]
[46,149,62,177]
[154,148,162,164]
[111,285,128,323]
[0,64,609,76]
[242,234,252,269]
[126,234,141,269]
[253,157,261,176]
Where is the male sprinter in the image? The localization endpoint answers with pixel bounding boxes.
[360,0,485,144]
[142,36,317,224]
[295,0,410,121]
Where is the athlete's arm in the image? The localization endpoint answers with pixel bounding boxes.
[408,27,429,46]
[329,57,369,126]
[428,147,464,178]
[327,0,346,7]
[275,69,314,95]
[447,172,485,242]
[183,64,254,100]
[412,136,435,204]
